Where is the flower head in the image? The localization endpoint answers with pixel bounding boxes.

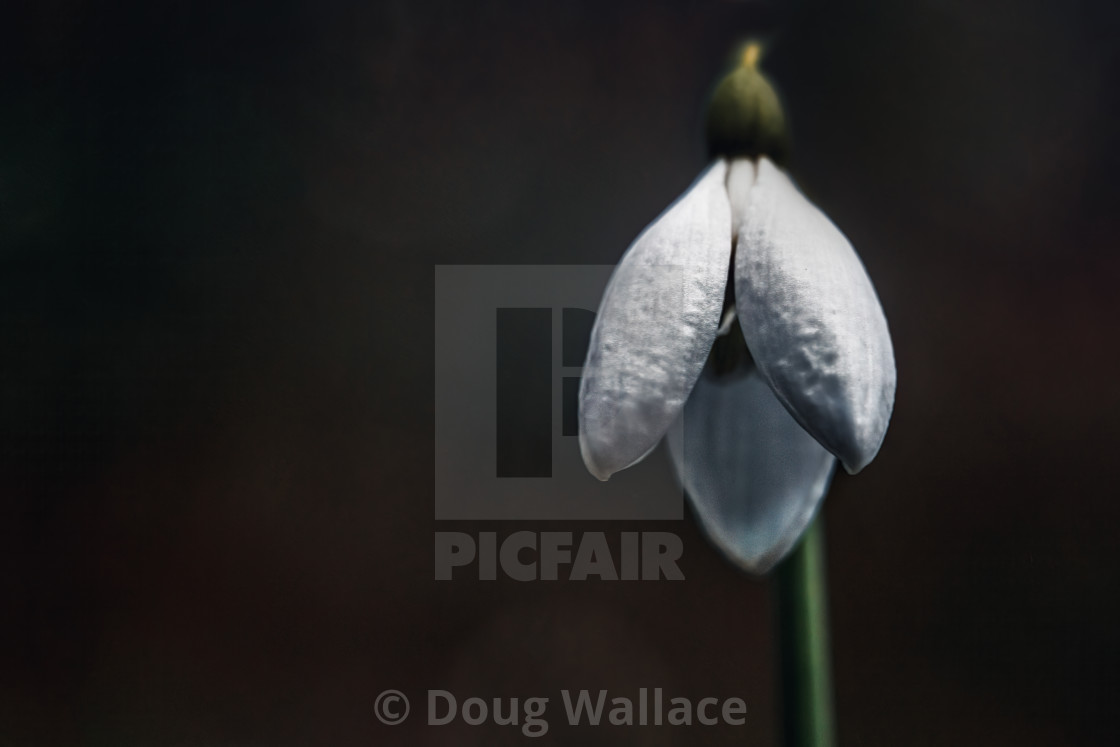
[578,44,896,573]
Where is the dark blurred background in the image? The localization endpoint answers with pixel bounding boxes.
[2,0,1118,744]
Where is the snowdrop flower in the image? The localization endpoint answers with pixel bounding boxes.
[578,44,895,573]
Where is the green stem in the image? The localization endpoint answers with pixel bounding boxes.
[775,515,837,747]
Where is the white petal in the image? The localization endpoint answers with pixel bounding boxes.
[579,160,732,481]
[729,157,896,474]
[668,367,836,574]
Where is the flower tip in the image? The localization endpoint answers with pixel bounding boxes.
[706,527,806,577]
[706,44,788,163]
[745,557,779,576]
[588,462,612,482]
[578,433,614,482]
[836,436,884,475]
[741,42,762,70]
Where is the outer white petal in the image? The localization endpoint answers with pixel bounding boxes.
[667,367,836,574]
[729,157,896,474]
[579,160,732,481]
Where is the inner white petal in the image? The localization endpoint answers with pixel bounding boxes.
[668,366,837,574]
